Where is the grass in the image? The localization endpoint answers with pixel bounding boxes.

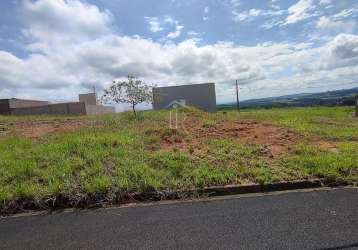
[0,106,357,211]
[282,142,358,184]
[235,106,358,139]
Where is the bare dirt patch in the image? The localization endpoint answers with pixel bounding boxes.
[214,121,301,157]
[14,120,92,138]
[157,119,336,159]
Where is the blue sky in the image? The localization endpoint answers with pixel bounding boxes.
[0,0,357,107]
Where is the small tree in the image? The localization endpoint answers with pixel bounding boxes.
[102,76,153,117]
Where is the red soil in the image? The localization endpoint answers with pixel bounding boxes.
[159,119,337,158]
[14,120,90,138]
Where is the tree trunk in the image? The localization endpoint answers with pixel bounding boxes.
[132,104,136,117]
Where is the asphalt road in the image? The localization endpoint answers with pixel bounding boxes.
[1,187,357,250]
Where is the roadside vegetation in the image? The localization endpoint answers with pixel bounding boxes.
[0,106,357,213]
[235,106,358,139]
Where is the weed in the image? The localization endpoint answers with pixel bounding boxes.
[0,106,357,209]
[282,142,358,184]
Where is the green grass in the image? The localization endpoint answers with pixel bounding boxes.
[0,106,357,209]
[282,142,358,183]
[232,106,358,139]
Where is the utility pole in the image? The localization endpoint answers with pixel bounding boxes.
[93,86,97,105]
[236,80,240,112]
[355,95,358,117]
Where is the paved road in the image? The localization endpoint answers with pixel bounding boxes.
[1,187,357,250]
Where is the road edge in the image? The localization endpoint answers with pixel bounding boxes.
[1,178,351,217]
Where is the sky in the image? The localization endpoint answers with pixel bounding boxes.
[0,0,357,108]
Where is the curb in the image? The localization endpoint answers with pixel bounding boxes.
[1,178,348,216]
[128,179,328,202]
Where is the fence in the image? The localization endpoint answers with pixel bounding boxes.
[10,102,86,116]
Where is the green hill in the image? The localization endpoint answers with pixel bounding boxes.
[219,87,358,110]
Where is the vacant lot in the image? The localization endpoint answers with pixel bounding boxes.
[0,106,357,212]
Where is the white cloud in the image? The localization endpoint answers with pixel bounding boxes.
[187,31,198,36]
[333,8,357,20]
[319,0,332,5]
[232,8,285,22]
[167,25,184,39]
[261,18,286,29]
[271,4,281,10]
[186,31,204,39]
[145,17,163,32]
[317,16,356,33]
[1,0,358,104]
[230,0,241,8]
[285,0,315,24]
[317,16,339,29]
[204,6,210,13]
[20,0,112,52]
[145,16,184,39]
[232,10,249,22]
[163,16,177,25]
[321,33,358,69]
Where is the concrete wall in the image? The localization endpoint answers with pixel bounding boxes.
[68,103,87,115]
[10,102,114,116]
[79,93,97,105]
[9,99,49,108]
[85,104,115,115]
[1,96,114,116]
[153,83,216,112]
[0,100,10,115]
[11,105,51,116]
[11,102,86,116]
[0,98,50,115]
